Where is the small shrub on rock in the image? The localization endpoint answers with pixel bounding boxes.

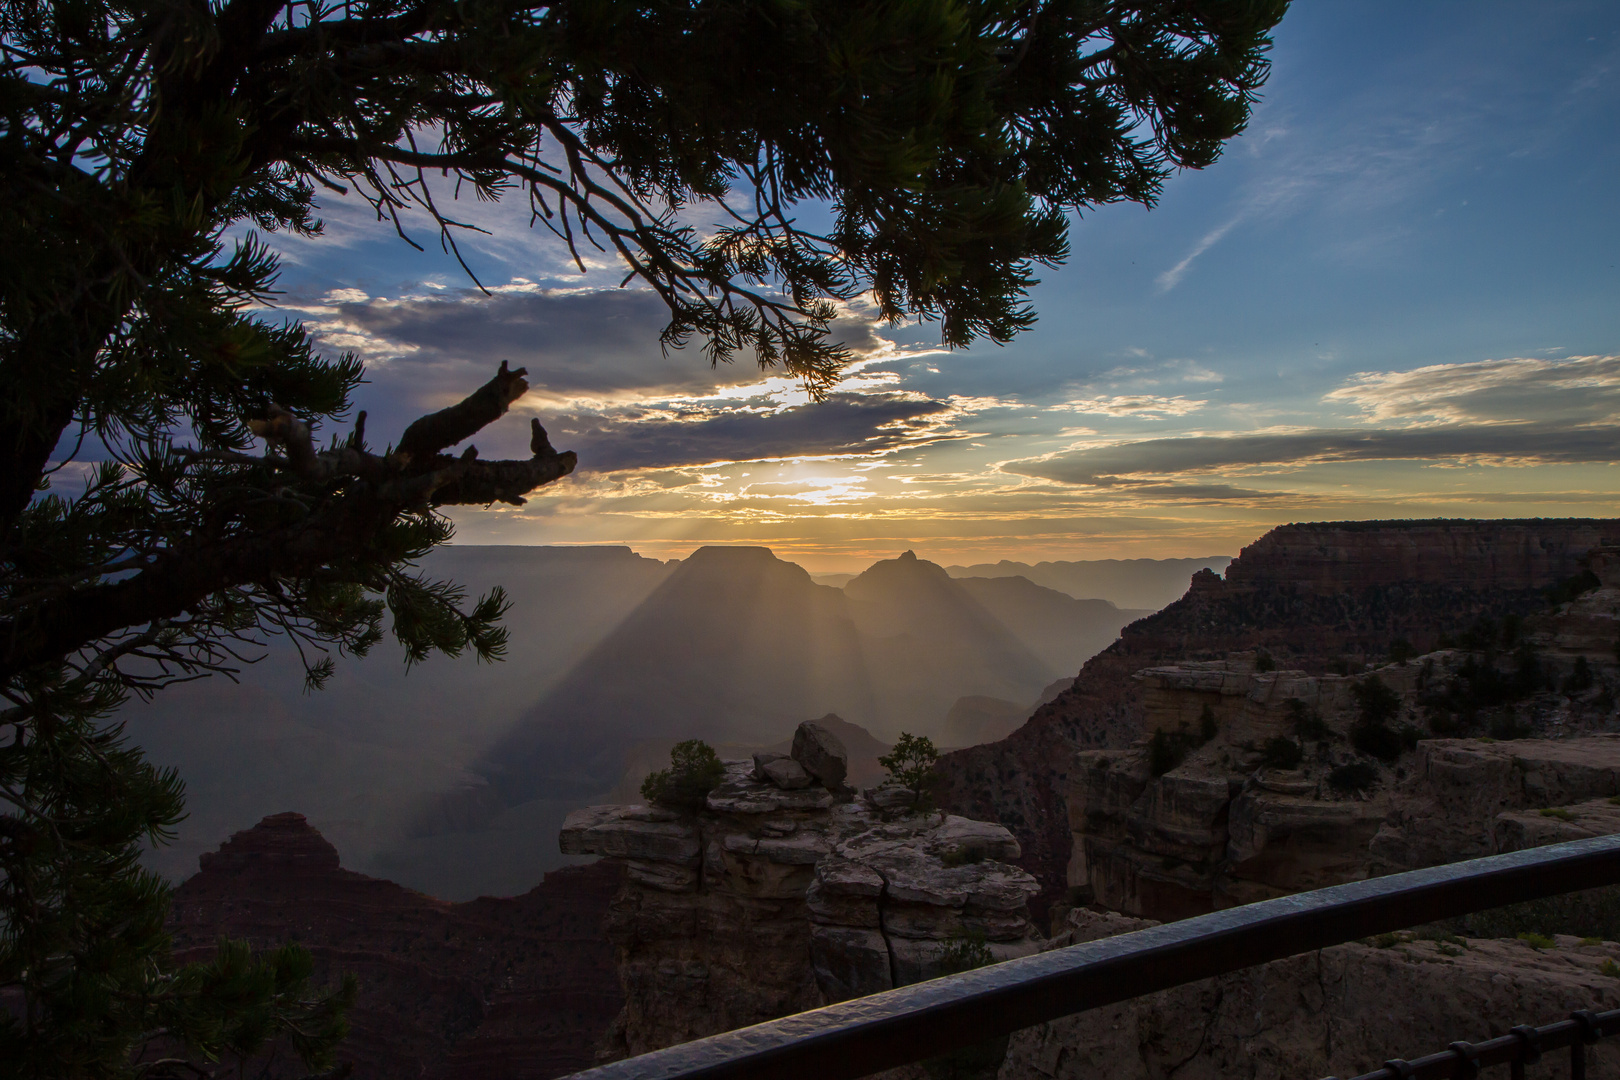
[641,739,725,812]
[1489,711,1533,740]
[1259,736,1303,770]
[937,929,994,974]
[927,931,1006,1080]
[1149,708,1220,777]
[1351,675,1406,762]
[1547,569,1601,607]
[879,732,939,809]
[1288,698,1332,741]
[1564,655,1595,694]
[1328,761,1379,793]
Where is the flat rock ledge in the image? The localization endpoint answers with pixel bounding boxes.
[560,761,1040,1057]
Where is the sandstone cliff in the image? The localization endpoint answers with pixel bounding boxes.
[168,813,623,1079]
[934,519,1620,917]
[1003,910,1620,1080]
[1061,545,1620,921]
[560,760,1041,1057]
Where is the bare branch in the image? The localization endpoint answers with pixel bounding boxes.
[395,360,529,462]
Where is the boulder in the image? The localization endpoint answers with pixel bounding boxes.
[752,751,789,781]
[763,756,814,790]
[810,926,893,1002]
[792,720,850,791]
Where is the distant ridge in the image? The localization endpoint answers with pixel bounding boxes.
[946,556,1232,610]
[132,544,1145,900]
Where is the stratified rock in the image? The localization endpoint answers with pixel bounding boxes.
[808,926,892,1000]
[561,762,1040,1058]
[863,784,918,812]
[792,720,849,791]
[760,754,814,789]
[932,518,1620,917]
[198,810,341,873]
[1374,736,1620,868]
[703,770,835,814]
[1068,672,1620,920]
[558,804,700,865]
[169,813,623,1080]
[1003,914,1620,1080]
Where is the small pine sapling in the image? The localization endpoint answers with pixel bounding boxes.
[641,739,726,813]
[879,733,940,810]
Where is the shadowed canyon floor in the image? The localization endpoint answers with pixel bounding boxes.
[167,813,623,1080]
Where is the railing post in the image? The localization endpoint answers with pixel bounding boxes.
[1510,1024,1543,1080]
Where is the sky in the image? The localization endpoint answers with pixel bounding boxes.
[250,2,1620,572]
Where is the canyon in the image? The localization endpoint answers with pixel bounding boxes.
[166,812,623,1080]
[152,518,1620,1078]
[935,519,1620,920]
[131,545,1148,900]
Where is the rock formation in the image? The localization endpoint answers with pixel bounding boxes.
[559,724,1041,1057]
[934,518,1620,917]
[1060,548,1620,921]
[1002,910,1620,1080]
[168,812,623,1079]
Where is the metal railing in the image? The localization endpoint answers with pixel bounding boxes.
[564,833,1620,1080]
[1332,1008,1620,1080]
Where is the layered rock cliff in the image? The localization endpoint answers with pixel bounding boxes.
[1003,910,1620,1080]
[1060,539,1620,921]
[934,519,1620,917]
[560,756,1041,1057]
[168,813,623,1079]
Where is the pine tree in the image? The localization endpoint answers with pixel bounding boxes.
[0,0,1288,1071]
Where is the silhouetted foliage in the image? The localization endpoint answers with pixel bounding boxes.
[1328,762,1380,793]
[642,740,726,813]
[1489,711,1534,740]
[880,732,941,810]
[1350,675,1410,761]
[1254,649,1276,672]
[1149,708,1218,776]
[1288,698,1332,741]
[1259,737,1304,770]
[927,930,1005,1080]
[1565,655,1596,694]
[1389,638,1416,665]
[1546,570,1602,607]
[1,0,1289,1069]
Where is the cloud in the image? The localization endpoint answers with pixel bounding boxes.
[278,283,920,464]
[559,392,959,472]
[1157,217,1242,292]
[1003,424,1620,489]
[1325,355,1620,427]
[1056,394,1207,417]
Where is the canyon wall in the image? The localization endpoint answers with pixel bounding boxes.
[1067,547,1620,920]
[934,519,1620,918]
[560,759,1042,1057]
[167,813,623,1079]
[1003,910,1620,1080]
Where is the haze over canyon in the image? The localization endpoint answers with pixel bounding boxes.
[129,547,1225,899]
